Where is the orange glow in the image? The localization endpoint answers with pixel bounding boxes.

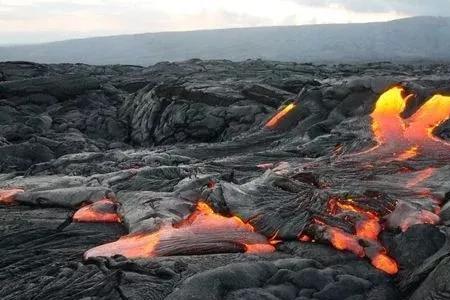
[328,228,364,257]
[0,189,24,205]
[265,103,296,128]
[396,146,419,161]
[245,244,277,253]
[406,167,435,188]
[404,95,450,143]
[371,252,398,275]
[371,87,450,149]
[298,234,311,242]
[356,219,381,241]
[73,199,121,223]
[371,86,408,144]
[84,201,274,259]
[328,197,378,219]
[399,209,440,232]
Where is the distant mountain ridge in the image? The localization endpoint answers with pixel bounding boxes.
[1,16,450,66]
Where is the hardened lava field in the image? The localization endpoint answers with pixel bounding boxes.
[1,60,450,300]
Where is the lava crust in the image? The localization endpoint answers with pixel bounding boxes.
[1,60,450,300]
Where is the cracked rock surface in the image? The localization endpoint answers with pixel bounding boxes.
[1,60,450,299]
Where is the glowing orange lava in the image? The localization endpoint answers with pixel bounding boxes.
[404,94,450,143]
[371,252,398,275]
[396,146,419,161]
[328,228,364,257]
[371,87,450,149]
[0,189,24,205]
[265,103,296,129]
[84,201,275,259]
[371,86,409,145]
[321,196,397,274]
[406,168,435,188]
[73,199,121,223]
[356,218,381,241]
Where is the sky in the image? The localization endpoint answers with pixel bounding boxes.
[0,0,448,45]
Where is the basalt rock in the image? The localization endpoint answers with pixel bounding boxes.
[1,60,450,299]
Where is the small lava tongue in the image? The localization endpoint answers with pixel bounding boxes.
[0,189,24,205]
[84,201,275,260]
[73,199,121,223]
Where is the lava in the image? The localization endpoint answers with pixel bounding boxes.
[396,146,419,161]
[404,94,450,144]
[0,189,24,205]
[327,227,364,257]
[73,199,121,223]
[371,252,398,275]
[356,218,381,241]
[265,103,296,128]
[406,167,435,188]
[371,87,450,150]
[318,196,397,274]
[371,86,409,145]
[84,201,275,259]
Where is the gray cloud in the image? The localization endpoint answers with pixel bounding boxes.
[289,0,450,16]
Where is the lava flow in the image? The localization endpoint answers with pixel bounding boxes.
[0,189,24,205]
[84,201,275,259]
[310,196,398,275]
[371,86,409,145]
[73,199,121,223]
[265,103,296,128]
[304,86,450,275]
[370,86,450,151]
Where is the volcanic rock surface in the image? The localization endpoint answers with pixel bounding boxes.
[1,59,450,299]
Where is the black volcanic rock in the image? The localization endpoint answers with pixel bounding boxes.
[1,59,450,300]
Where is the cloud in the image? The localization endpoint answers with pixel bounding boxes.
[288,0,450,16]
[0,0,414,44]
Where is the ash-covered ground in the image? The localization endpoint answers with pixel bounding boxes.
[1,60,450,300]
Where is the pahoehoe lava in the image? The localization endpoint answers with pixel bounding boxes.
[1,60,450,300]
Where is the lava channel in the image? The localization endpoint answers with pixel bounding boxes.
[73,199,121,223]
[84,201,276,259]
[265,103,296,129]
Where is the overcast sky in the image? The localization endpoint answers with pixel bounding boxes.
[0,0,447,45]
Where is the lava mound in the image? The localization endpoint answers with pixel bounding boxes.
[1,60,450,300]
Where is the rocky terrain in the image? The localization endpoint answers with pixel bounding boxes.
[1,59,450,300]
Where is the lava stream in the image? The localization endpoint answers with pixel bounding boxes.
[370,87,450,155]
[73,199,121,223]
[265,103,296,129]
[314,197,399,274]
[84,201,275,259]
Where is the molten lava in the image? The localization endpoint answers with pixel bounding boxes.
[371,87,450,149]
[371,86,409,145]
[396,146,419,161]
[73,199,121,223]
[404,94,450,143]
[318,196,398,274]
[265,103,296,129]
[356,218,381,241]
[0,189,24,205]
[84,201,275,259]
[327,227,364,257]
[371,252,398,275]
